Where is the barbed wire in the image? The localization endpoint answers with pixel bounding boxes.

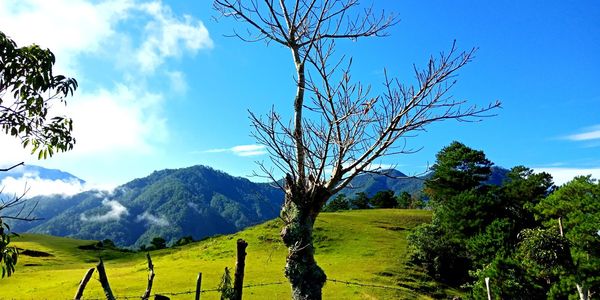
[81,281,286,299]
[327,278,406,291]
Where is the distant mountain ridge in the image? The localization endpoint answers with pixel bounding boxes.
[3,165,509,248]
[0,164,85,183]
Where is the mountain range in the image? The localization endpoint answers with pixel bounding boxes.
[2,164,507,248]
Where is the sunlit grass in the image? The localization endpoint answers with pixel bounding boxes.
[0,209,459,299]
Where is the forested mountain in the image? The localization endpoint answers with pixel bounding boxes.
[6,165,283,248]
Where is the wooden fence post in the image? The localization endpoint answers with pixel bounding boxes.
[195,272,202,300]
[485,277,491,300]
[73,267,95,300]
[233,239,248,300]
[142,253,155,300]
[96,259,116,300]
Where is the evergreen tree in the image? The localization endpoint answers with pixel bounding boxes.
[371,190,397,208]
[350,192,370,210]
[323,194,350,212]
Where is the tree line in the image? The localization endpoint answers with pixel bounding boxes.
[408,141,599,300]
[323,190,425,212]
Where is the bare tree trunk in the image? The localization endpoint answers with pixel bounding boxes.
[233,239,248,300]
[280,188,329,300]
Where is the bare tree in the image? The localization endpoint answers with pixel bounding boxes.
[213,1,500,299]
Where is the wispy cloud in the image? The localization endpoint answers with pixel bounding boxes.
[136,211,169,227]
[203,144,267,157]
[0,174,114,198]
[80,199,129,222]
[565,125,600,142]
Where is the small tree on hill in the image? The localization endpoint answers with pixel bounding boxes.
[323,194,349,212]
[351,192,370,210]
[149,237,167,250]
[370,190,397,208]
[214,1,499,298]
[396,191,412,209]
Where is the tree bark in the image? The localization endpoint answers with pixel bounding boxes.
[576,283,589,300]
[280,186,329,300]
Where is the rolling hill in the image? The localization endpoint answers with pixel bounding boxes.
[0,209,461,299]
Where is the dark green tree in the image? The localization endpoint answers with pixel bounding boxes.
[323,194,350,212]
[396,191,412,209]
[0,31,77,278]
[149,237,167,250]
[370,190,397,208]
[533,176,600,300]
[350,192,370,210]
[424,141,492,202]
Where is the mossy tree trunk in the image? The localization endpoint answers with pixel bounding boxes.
[280,182,330,300]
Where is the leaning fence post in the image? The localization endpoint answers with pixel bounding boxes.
[195,272,203,300]
[96,259,116,300]
[74,267,95,300]
[142,253,155,300]
[233,239,248,300]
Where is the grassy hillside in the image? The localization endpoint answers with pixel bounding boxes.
[0,209,459,299]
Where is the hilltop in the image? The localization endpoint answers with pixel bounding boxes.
[0,209,461,299]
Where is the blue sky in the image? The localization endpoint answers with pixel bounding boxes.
[0,0,599,194]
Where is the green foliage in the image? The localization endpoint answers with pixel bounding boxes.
[532,176,600,298]
[517,228,571,281]
[468,256,546,300]
[218,267,236,300]
[323,194,350,212]
[370,190,397,208]
[396,191,412,209]
[407,223,470,284]
[149,237,167,250]
[0,221,18,278]
[174,235,194,246]
[0,31,78,158]
[350,192,370,209]
[424,141,492,201]
[409,142,559,295]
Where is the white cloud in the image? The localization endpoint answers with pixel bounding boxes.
[0,0,212,165]
[0,176,86,198]
[64,85,168,155]
[0,0,134,76]
[80,199,129,222]
[204,144,267,157]
[535,167,600,186]
[565,125,600,142]
[136,211,169,226]
[136,2,213,72]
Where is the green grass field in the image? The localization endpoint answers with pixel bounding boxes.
[0,209,459,299]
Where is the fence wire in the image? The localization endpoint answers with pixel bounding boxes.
[82,278,403,299]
